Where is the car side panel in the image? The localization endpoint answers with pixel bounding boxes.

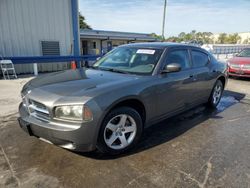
[92,77,159,126]
[154,70,196,117]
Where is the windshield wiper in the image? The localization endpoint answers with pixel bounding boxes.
[89,66,99,69]
[98,67,129,74]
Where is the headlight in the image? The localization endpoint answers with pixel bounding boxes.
[54,105,93,122]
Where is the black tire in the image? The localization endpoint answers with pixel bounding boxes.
[207,80,224,108]
[229,75,236,79]
[97,107,143,155]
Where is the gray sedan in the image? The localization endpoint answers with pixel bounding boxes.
[18,43,228,155]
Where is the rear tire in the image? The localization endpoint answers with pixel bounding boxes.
[97,107,143,155]
[207,80,224,108]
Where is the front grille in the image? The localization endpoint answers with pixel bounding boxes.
[230,64,240,69]
[230,64,250,70]
[28,99,50,121]
[242,65,250,70]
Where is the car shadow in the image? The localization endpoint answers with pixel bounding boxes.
[77,90,245,160]
[229,76,250,81]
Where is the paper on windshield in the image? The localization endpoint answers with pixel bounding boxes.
[136,49,155,55]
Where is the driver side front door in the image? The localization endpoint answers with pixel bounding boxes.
[155,48,196,119]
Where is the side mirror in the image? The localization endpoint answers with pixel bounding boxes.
[162,63,181,73]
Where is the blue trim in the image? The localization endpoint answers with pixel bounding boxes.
[2,55,100,64]
[100,40,103,55]
[80,29,156,37]
[71,0,80,67]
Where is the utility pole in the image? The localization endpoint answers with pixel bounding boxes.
[162,0,167,41]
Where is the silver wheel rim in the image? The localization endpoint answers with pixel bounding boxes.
[104,114,137,150]
[213,84,222,104]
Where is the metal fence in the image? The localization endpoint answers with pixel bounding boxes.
[212,45,250,54]
[205,44,250,59]
[0,55,100,76]
[2,44,250,77]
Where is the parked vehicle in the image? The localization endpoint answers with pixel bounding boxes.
[18,43,228,155]
[228,48,250,78]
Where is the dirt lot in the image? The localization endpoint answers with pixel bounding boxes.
[0,77,250,188]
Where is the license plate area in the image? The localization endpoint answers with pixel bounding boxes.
[235,70,244,74]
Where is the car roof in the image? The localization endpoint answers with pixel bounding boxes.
[121,42,202,50]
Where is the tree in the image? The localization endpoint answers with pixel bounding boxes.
[165,31,243,44]
[183,33,193,41]
[79,12,91,29]
[165,36,181,42]
[200,32,213,44]
[165,30,215,44]
[216,33,241,44]
[191,30,196,39]
[150,33,164,41]
[226,33,241,44]
[217,33,227,44]
[178,32,186,39]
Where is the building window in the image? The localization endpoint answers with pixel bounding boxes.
[92,42,96,49]
[41,41,60,56]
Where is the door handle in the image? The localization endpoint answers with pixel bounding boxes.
[189,75,194,78]
[189,74,197,81]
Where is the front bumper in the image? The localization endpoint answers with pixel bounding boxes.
[228,72,250,78]
[228,68,250,78]
[18,103,101,152]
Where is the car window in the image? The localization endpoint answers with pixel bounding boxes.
[93,47,163,74]
[237,48,250,57]
[165,50,190,70]
[191,50,209,68]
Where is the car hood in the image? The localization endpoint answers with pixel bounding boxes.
[22,68,140,97]
[229,57,250,65]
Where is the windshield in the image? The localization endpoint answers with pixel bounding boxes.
[237,48,250,57]
[93,47,163,74]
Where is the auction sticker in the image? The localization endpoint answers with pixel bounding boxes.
[136,49,155,55]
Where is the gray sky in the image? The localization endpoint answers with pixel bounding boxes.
[79,0,250,37]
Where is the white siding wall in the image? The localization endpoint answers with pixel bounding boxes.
[87,40,101,55]
[0,0,73,74]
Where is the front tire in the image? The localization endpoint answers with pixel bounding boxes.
[97,107,143,155]
[207,80,224,108]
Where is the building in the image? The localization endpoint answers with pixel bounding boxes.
[0,0,80,74]
[80,29,157,55]
[239,32,250,43]
[0,0,157,75]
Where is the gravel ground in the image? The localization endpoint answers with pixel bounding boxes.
[0,77,33,117]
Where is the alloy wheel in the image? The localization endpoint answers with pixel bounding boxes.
[104,114,137,150]
[213,84,222,105]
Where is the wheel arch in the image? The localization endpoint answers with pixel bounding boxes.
[217,75,226,88]
[100,97,147,127]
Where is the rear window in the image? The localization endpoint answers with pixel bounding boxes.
[191,50,209,68]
